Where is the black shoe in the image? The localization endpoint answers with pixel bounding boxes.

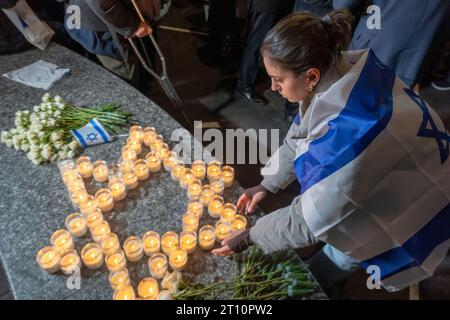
[235,88,267,105]
[431,78,450,91]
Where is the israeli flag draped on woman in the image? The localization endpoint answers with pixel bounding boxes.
[294,49,450,292]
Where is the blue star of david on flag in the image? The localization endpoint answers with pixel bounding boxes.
[71,118,112,148]
[405,88,450,164]
[86,132,99,143]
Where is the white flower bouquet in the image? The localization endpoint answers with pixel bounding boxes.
[1,93,132,165]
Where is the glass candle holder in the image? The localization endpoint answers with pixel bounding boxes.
[58,159,75,176]
[76,156,93,179]
[143,127,157,147]
[191,160,206,180]
[207,160,222,182]
[208,195,224,219]
[231,215,248,232]
[113,285,135,300]
[101,233,121,255]
[150,135,164,152]
[180,231,197,254]
[66,178,85,194]
[90,220,111,243]
[161,231,179,255]
[85,209,104,229]
[92,160,109,183]
[221,166,235,188]
[200,185,214,206]
[180,168,193,189]
[65,212,87,238]
[163,151,178,171]
[70,188,89,208]
[169,247,188,271]
[134,159,149,180]
[51,229,74,255]
[126,137,142,155]
[138,277,159,300]
[210,179,225,195]
[121,145,137,162]
[95,188,114,213]
[118,159,135,174]
[108,176,127,201]
[105,250,127,272]
[170,161,185,180]
[63,169,81,186]
[215,220,231,243]
[109,268,130,291]
[154,143,169,159]
[121,171,139,190]
[187,198,203,218]
[182,212,199,232]
[142,231,161,256]
[198,225,216,250]
[79,195,98,216]
[123,236,144,262]
[36,246,61,273]
[59,251,81,276]
[187,179,202,199]
[81,243,104,270]
[148,253,168,280]
[220,203,237,224]
[146,152,162,173]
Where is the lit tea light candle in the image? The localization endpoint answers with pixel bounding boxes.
[180,231,197,254]
[169,247,188,271]
[118,159,135,174]
[210,179,225,195]
[109,268,130,291]
[92,160,109,183]
[76,156,93,179]
[134,159,149,180]
[191,160,206,180]
[187,179,202,199]
[51,229,74,255]
[62,169,81,186]
[65,213,87,238]
[67,178,85,194]
[127,137,142,155]
[59,251,81,275]
[199,225,216,250]
[146,152,162,173]
[220,203,237,224]
[150,135,164,152]
[138,277,159,300]
[148,253,168,279]
[231,215,248,232]
[108,176,127,201]
[121,171,139,190]
[142,231,160,256]
[101,233,120,255]
[90,220,111,243]
[106,250,127,272]
[36,246,60,273]
[121,145,137,162]
[161,231,179,255]
[200,185,214,206]
[81,243,104,269]
[142,127,157,147]
[113,285,135,300]
[154,143,169,158]
[163,151,178,171]
[58,159,75,175]
[187,198,203,218]
[170,161,185,181]
[221,166,235,187]
[129,131,143,144]
[123,236,144,262]
[207,160,222,182]
[79,195,98,216]
[180,168,194,189]
[215,220,231,243]
[95,188,114,213]
[85,209,104,229]
[208,195,224,218]
[70,188,89,208]
[182,212,199,232]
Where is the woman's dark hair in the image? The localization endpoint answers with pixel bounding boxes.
[261,10,355,77]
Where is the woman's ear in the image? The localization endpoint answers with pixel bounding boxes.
[305,68,321,92]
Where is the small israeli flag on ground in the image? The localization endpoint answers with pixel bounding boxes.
[71,118,112,148]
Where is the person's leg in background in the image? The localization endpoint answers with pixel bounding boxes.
[293,0,332,16]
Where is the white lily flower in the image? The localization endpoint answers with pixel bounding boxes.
[42,93,51,103]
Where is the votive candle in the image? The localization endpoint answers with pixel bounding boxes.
[207,160,222,182]
[109,268,130,291]
[182,212,199,232]
[210,179,225,195]
[221,166,235,188]
[146,152,162,173]
[148,253,168,279]
[65,212,87,238]
[220,203,237,224]
[93,160,109,183]
[198,225,216,250]
[121,145,137,162]
[138,277,159,300]
[85,209,104,229]
[101,233,120,255]
[142,231,161,256]
[200,185,214,206]
[105,250,127,272]
[180,168,194,189]
[161,231,179,255]
[191,160,206,180]
[113,285,135,300]
[81,243,104,269]
[170,161,185,180]
[169,247,188,271]
[187,198,203,218]
[180,231,197,254]
[59,251,81,275]
[187,179,202,199]
[121,171,139,190]
[95,188,114,213]
[123,236,144,262]
[76,156,93,179]
[208,195,224,218]
[134,159,149,180]
[90,220,111,243]
[50,229,74,255]
[231,215,248,232]
[108,176,127,201]
[215,220,231,243]
[36,246,60,273]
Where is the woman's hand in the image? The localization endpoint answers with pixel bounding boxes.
[236,184,267,215]
[212,229,253,257]
[133,22,152,38]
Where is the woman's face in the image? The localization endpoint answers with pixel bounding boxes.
[263,55,310,103]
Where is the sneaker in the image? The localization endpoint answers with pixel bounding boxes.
[431,78,450,91]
